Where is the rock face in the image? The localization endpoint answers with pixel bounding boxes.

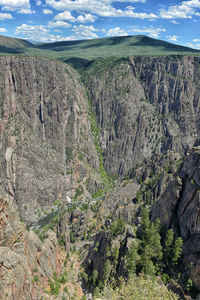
[151,147,200,290]
[1,54,200,297]
[85,56,200,176]
[0,56,101,222]
[0,196,61,299]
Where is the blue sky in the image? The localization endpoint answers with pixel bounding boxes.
[0,0,199,47]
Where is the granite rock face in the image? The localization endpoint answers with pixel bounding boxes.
[0,54,200,296]
[151,147,200,291]
[85,56,200,176]
[0,56,101,222]
[0,196,63,299]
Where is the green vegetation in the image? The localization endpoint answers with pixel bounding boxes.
[74,185,83,199]
[110,218,125,237]
[65,146,73,163]
[92,270,99,286]
[98,273,179,300]
[90,207,187,299]
[37,35,200,68]
[87,97,111,190]
[46,271,68,297]
[0,35,199,73]
[32,209,65,242]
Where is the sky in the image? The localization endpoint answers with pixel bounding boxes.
[0,0,199,48]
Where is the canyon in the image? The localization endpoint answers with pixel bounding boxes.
[0,37,200,299]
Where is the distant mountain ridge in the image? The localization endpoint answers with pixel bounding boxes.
[0,34,199,65]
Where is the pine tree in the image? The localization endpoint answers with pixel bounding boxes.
[172,237,183,266]
[164,228,174,261]
[92,269,98,286]
[112,246,119,265]
[127,240,139,276]
[140,206,150,244]
[150,221,163,261]
[103,260,112,283]
[139,245,155,275]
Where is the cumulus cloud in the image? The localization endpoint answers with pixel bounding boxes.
[54,10,96,23]
[43,9,53,14]
[160,0,200,19]
[0,12,13,20]
[36,0,42,5]
[45,0,157,19]
[54,11,76,22]
[0,0,31,11]
[18,8,35,14]
[186,42,200,49]
[15,23,73,42]
[0,27,7,32]
[77,14,96,23]
[15,22,100,42]
[193,38,200,42]
[72,24,99,39]
[48,20,71,28]
[130,26,166,38]
[106,27,128,36]
[166,35,178,42]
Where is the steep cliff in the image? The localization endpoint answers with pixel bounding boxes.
[0,54,200,299]
[0,56,103,223]
[151,147,200,293]
[0,194,84,299]
[84,56,200,176]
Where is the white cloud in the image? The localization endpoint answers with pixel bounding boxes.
[193,38,200,42]
[0,27,7,32]
[106,27,128,36]
[186,42,200,49]
[170,20,180,24]
[0,12,13,19]
[0,0,30,11]
[72,24,98,39]
[54,10,76,22]
[45,0,157,19]
[77,14,96,23]
[15,23,72,42]
[130,26,166,38]
[15,22,99,42]
[36,0,42,5]
[48,20,71,28]
[18,8,35,14]
[166,35,178,42]
[43,9,53,14]
[160,0,200,19]
[55,10,96,23]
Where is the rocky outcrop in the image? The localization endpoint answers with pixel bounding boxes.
[0,195,64,299]
[85,56,200,176]
[0,194,85,299]
[151,147,200,292]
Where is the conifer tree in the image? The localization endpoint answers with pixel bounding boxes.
[141,206,150,244]
[127,241,139,276]
[172,237,183,266]
[140,245,155,275]
[103,260,112,283]
[92,270,98,286]
[150,221,163,261]
[164,228,174,262]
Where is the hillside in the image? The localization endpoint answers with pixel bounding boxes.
[38,34,200,61]
[0,34,199,66]
[0,35,50,56]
